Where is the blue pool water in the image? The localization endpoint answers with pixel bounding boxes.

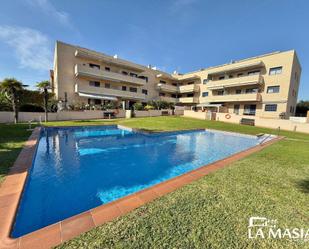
[12,126,262,237]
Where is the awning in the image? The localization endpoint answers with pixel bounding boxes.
[78,92,118,101]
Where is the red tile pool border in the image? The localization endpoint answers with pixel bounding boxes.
[0,127,284,249]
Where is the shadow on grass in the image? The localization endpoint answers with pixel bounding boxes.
[295,179,309,194]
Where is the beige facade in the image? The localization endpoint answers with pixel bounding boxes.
[51,41,301,118]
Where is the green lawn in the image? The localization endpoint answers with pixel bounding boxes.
[0,123,36,183]
[1,117,309,248]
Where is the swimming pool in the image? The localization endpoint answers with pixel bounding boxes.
[12,126,265,237]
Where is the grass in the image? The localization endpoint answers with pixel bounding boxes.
[1,117,309,248]
[46,116,309,141]
[0,123,36,183]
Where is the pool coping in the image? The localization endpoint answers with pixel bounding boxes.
[0,126,284,249]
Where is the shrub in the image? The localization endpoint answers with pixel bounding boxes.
[19,104,44,112]
[144,105,154,111]
[133,102,144,111]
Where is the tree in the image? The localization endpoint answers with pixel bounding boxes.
[296,100,309,117]
[36,81,51,122]
[0,78,26,124]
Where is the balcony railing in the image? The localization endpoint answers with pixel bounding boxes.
[156,83,178,93]
[178,84,199,93]
[158,96,179,103]
[75,64,146,86]
[203,93,262,103]
[207,74,263,90]
[75,83,145,100]
[156,83,199,93]
[178,97,199,103]
[75,50,145,72]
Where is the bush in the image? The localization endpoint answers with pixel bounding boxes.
[133,102,144,111]
[144,105,154,111]
[19,104,44,112]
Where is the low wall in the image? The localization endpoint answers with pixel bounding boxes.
[0,110,126,123]
[0,109,183,123]
[183,110,207,120]
[134,109,183,118]
[289,116,309,123]
[183,110,309,134]
[134,110,162,117]
[216,113,309,134]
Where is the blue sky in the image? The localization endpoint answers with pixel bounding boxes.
[0,0,308,100]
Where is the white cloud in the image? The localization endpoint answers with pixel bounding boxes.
[0,25,52,71]
[26,0,72,28]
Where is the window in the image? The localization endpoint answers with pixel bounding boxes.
[138,76,148,82]
[265,104,277,112]
[229,75,233,79]
[105,67,110,71]
[89,63,100,70]
[219,76,225,80]
[202,92,209,97]
[245,88,258,93]
[122,86,127,91]
[122,71,128,75]
[172,83,177,86]
[187,93,194,97]
[159,92,165,96]
[290,106,294,113]
[269,66,282,75]
[94,99,101,105]
[187,81,194,85]
[234,104,240,115]
[235,89,242,94]
[237,73,244,77]
[217,90,224,95]
[129,87,137,93]
[89,81,100,87]
[243,104,256,116]
[142,89,148,95]
[248,70,260,76]
[130,72,138,77]
[267,86,280,93]
[203,79,208,84]
[159,80,166,84]
[105,83,110,89]
[171,94,177,98]
[64,92,68,102]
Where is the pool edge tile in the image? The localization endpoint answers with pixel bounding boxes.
[115,195,145,215]
[19,223,61,249]
[0,127,41,249]
[90,203,122,226]
[60,212,95,243]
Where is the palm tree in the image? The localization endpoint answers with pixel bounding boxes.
[36,80,50,122]
[0,78,26,124]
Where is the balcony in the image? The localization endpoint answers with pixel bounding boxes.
[75,49,145,72]
[207,74,263,90]
[178,84,199,93]
[75,83,146,100]
[204,93,262,103]
[178,97,199,104]
[158,96,179,103]
[156,83,178,93]
[75,64,146,86]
